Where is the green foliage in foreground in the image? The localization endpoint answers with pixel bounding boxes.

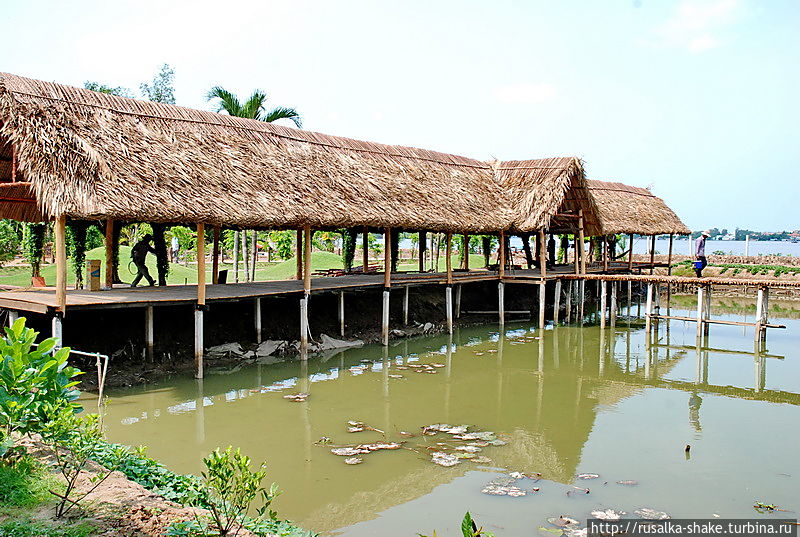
[0,454,62,508]
[0,518,92,537]
[418,512,494,537]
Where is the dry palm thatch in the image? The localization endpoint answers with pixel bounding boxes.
[587,180,690,235]
[0,72,511,233]
[494,157,602,235]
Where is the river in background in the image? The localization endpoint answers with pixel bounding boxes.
[91,299,800,536]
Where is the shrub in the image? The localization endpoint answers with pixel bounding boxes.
[0,453,62,508]
[0,318,82,438]
[0,518,92,537]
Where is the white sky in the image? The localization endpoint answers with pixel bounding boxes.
[2,0,798,232]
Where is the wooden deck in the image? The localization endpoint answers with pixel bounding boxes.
[0,262,657,314]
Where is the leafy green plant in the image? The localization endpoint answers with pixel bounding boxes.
[0,318,82,438]
[0,518,93,537]
[67,221,90,289]
[418,512,494,537]
[340,229,357,272]
[0,219,21,265]
[42,412,127,518]
[0,453,62,507]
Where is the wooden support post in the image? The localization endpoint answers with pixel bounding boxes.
[455,284,462,319]
[578,279,585,322]
[610,281,617,327]
[446,285,453,335]
[627,233,634,272]
[667,234,674,276]
[762,288,770,343]
[338,291,345,337]
[703,284,711,337]
[254,298,262,343]
[51,313,63,349]
[649,235,656,274]
[55,215,67,313]
[145,305,154,362]
[195,222,206,379]
[403,285,409,325]
[212,226,220,284]
[538,229,547,278]
[295,229,303,280]
[418,231,426,273]
[573,234,580,274]
[565,281,572,323]
[233,231,239,283]
[696,285,705,340]
[7,310,18,328]
[301,225,312,350]
[602,236,609,272]
[446,233,453,285]
[498,231,506,278]
[463,234,470,270]
[498,281,505,325]
[104,219,114,289]
[600,280,607,329]
[382,227,392,345]
[627,280,633,312]
[363,228,370,274]
[553,281,561,324]
[578,210,586,274]
[645,282,654,334]
[538,281,546,329]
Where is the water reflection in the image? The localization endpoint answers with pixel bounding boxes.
[93,304,800,536]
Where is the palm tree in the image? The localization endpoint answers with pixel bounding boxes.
[206,87,302,128]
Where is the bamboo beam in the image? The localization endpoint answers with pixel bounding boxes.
[418,231,426,273]
[538,230,547,278]
[499,231,506,279]
[667,234,674,276]
[363,227,370,273]
[104,219,114,289]
[578,210,586,274]
[304,225,312,293]
[627,233,634,272]
[463,234,470,270]
[212,226,220,285]
[649,235,656,274]
[553,279,561,325]
[383,228,392,287]
[446,233,453,285]
[197,223,206,305]
[10,144,17,182]
[602,236,609,272]
[573,234,580,275]
[55,215,67,313]
[295,229,303,280]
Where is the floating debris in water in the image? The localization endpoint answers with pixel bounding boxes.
[283,393,309,402]
[431,452,460,467]
[569,486,590,494]
[388,374,404,379]
[398,431,415,437]
[472,456,492,464]
[753,502,786,513]
[547,516,580,528]
[430,363,446,368]
[456,445,482,453]
[474,352,485,356]
[481,482,527,497]
[616,480,638,486]
[509,471,541,480]
[315,437,332,445]
[344,457,362,465]
[591,509,625,521]
[331,447,368,456]
[361,442,402,451]
[346,420,385,434]
[468,441,489,447]
[634,508,670,520]
[395,365,409,370]
[577,473,600,480]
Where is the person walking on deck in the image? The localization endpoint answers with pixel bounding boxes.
[131,234,156,287]
[694,230,711,277]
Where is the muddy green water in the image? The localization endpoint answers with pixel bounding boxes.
[92,299,800,536]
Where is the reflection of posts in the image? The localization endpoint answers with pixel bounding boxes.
[754,354,766,392]
[688,392,702,432]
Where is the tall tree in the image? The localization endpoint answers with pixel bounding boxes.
[140,64,176,104]
[83,82,133,98]
[206,87,302,128]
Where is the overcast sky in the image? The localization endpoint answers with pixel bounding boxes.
[2,0,797,232]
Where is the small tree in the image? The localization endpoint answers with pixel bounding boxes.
[140,64,176,104]
[152,223,170,285]
[67,220,89,289]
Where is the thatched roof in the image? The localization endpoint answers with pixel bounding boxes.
[0,72,510,233]
[587,180,690,235]
[495,157,602,235]
[0,72,689,236]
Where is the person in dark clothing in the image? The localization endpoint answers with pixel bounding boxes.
[547,234,556,269]
[131,234,156,287]
[694,230,711,277]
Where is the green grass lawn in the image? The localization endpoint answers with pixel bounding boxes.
[0,249,488,287]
